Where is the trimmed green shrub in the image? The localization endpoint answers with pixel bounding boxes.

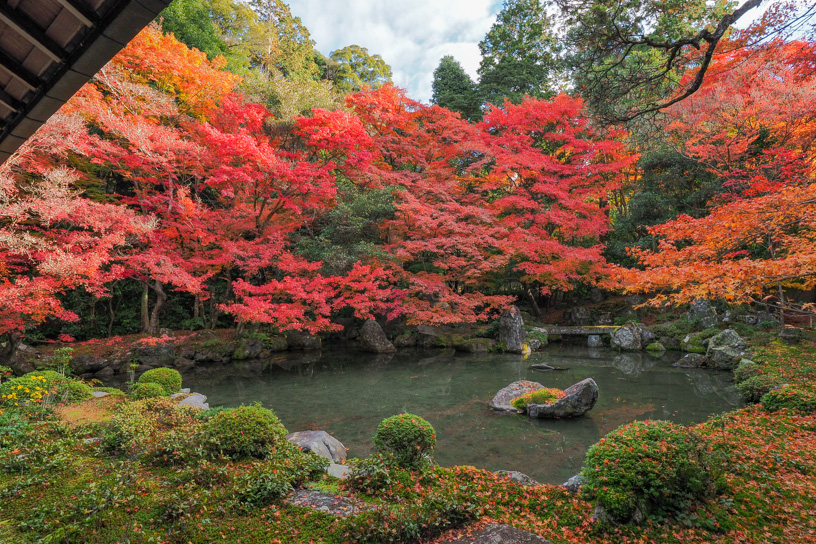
[130,382,166,400]
[761,386,816,414]
[345,453,412,497]
[582,420,718,524]
[736,374,780,402]
[138,368,182,395]
[733,360,761,384]
[511,387,566,410]
[194,405,229,421]
[56,380,94,403]
[373,413,436,469]
[200,404,287,459]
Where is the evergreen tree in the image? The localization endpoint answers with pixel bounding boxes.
[431,55,481,120]
[330,45,392,94]
[477,0,560,107]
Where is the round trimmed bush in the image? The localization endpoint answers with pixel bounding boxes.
[373,413,436,469]
[130,382,166,400]
[761,386,816,414]
[582,420,718,524]
[138,368,182,395]
[733,360,761,384]
[736,374,780,402]
[511,387,566,410]
[201,404,287,459]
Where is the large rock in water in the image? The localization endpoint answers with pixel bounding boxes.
[498,306,525,353]
[287,430,347,464]
[705,329,747,370]
[527,378,598,419]
[359,320,396,353]
[489,380,543,412]
[611,323,643,351]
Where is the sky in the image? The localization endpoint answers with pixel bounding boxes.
[286,0,503,103]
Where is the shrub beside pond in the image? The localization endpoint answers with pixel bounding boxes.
[582,420,720,524]
[373,413,436,470]
[129,381,166,400]
[201,404,287,459]
[761,386,816,414]
[138,368,182,394]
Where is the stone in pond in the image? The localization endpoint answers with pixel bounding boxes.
[527,378,598,419]
[443,524,553,543]
[673,353,705,368]
[611,323,643,351]
[359,319,396,353]
[587,334,603,348]
[489,380,543,412]
[498,306,525,353]
[287,430,347,464]
[705,329,747,370]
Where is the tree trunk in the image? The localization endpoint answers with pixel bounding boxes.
[524,284,542,318]
[140,282,150,333]
[107,297,115,337]
[147,280,166,335]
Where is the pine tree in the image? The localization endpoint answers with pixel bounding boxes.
[477,0,560,107]
[431,55,481,120]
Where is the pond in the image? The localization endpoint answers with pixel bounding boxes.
[181,345,742,484]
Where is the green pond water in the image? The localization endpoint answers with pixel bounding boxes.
[181,345,742,484]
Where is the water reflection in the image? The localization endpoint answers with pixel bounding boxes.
[182,345,741,484]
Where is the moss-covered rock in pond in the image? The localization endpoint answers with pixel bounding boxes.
[706,329,748,370]
[645,342,666,353]
[680,328,720,354]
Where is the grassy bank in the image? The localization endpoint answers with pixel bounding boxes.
[0,335,814,543]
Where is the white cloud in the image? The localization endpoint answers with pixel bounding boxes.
[287,0,502,103]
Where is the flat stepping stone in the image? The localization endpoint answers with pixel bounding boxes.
[91,391,109,398]
[326,462,349,479]
[444,524,553,543]
[285,489,374,517]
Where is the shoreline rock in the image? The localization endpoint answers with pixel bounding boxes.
[527,378,599,419]
[489,380,543,412]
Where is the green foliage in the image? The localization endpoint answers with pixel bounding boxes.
[234,442,328,507]
[195,405,230,421]
[761,386,816,414]
[373,413,436,470]
[477,0,560,107]
[295,180,397,275]
[129,381,167,400]
[138,367,183,394]
[583,420,718,523]
[338,489,483,543]
[511,387,565,410]
[0,372,92,407]
[344,453,413,497]
[431,55,481,120]
[330,44,392,94]
[142,429,205,467]
[736,375,780,403]
[201,404,288,459]
[734,360,761,384]
[103,397,196,454]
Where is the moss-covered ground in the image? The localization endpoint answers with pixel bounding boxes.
[0,334,814,543]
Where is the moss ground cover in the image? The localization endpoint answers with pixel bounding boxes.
[0,334,814,543]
